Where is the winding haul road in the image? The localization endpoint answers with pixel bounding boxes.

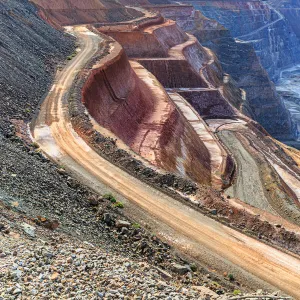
[33,26,300,298]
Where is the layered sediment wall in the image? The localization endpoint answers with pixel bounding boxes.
[151,3,296,139]
[193,0,300,78]
[97,17,237,187]
[179,90,237,119]
[30,0,143,26]
[82,39,212,184]
[100,21,210,87]
[100,20,187,57]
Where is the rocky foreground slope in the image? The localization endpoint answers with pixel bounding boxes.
[2,0,300,298]
[0,1,250,298]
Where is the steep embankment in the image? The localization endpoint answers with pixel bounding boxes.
[188,0,300,80]
[269,0,300,39]
[0,0,119,265]
[150,3,296,140]
[82,37,213,185]
[0,0,87,224]
[0,0,74,135]
[30,0,143,26]
[99,17,236,187]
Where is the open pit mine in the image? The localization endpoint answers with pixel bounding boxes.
[2,0,300,298]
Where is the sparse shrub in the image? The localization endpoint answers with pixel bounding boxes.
[190,263,197,272]
[67,52,77,61]
[132,223,140,229]
[228,273,234,281]
[103,193,117,203]
[212,281,220,288]
[31,142,39,149]
[113,201,124,209]
[233,290,241,295]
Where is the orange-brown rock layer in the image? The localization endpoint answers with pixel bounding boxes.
[31,0,143,26]
[99,20,188,58]
[82,41,211,184]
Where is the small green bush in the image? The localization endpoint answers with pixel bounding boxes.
[190,264,197,272]
[228,273,234,281]
[103,193,117,203]
[132,223,140,229]
[233,290,241,296]
[31,142,40,149]
[113,201,124,209]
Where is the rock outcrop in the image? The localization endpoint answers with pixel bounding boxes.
[98,17,238,187]
[149,3,296,139]
[186,0,300,80]
[82,38,214,185]
[30,0,143,26]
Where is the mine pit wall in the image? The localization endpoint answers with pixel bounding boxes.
[159,109,211,185]
[101,20,211,88]
[30,0,144,26]
[96,15,164,33]
[82,40,212,185]
[182,39,208,73]
[147,21,188,50]
[179,90,237,119]
[82,48,153,147]
[138,59,208,88]
[145,5,196,30]
[101,31,169,57]
[99,21,188,58]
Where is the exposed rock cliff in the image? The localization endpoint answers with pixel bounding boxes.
[82,38,214,185]
[30,0,143,26]
[150,3,296,139]
[188,0,300,80]
[269,0,300,39]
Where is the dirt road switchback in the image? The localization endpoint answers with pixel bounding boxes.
[33,26,300,298]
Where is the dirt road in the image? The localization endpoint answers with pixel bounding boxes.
[33,26,300,298]
[218,130,277,214]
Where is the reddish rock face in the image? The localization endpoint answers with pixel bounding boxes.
[119,0,150,4]
[101,21,210,88]
[30,0,143,26]
[83,50,153,146]
[100,20,188,58]
[82,43,212,184]
[138,59,208,88]
[179,90,237,119]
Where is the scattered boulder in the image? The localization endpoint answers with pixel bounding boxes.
[103,213,114,226]
[155,267,173,281]
[210,209,217,216]
[115,220,130,228]
[88,195,99,206]
[21,223,36,238]
[171,264,190,275]
[43,219,59,230]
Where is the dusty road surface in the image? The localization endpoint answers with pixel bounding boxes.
[218,130,277,214]
[33,26,300,298]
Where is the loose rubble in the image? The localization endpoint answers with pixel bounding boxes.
[0,206,231,300]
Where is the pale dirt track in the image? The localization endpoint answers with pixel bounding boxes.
[33,26,300,298]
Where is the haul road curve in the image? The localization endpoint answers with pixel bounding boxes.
[33,26,300,298]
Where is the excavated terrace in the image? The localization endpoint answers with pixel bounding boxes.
[94,17,236,187]
[82,36,213,185]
